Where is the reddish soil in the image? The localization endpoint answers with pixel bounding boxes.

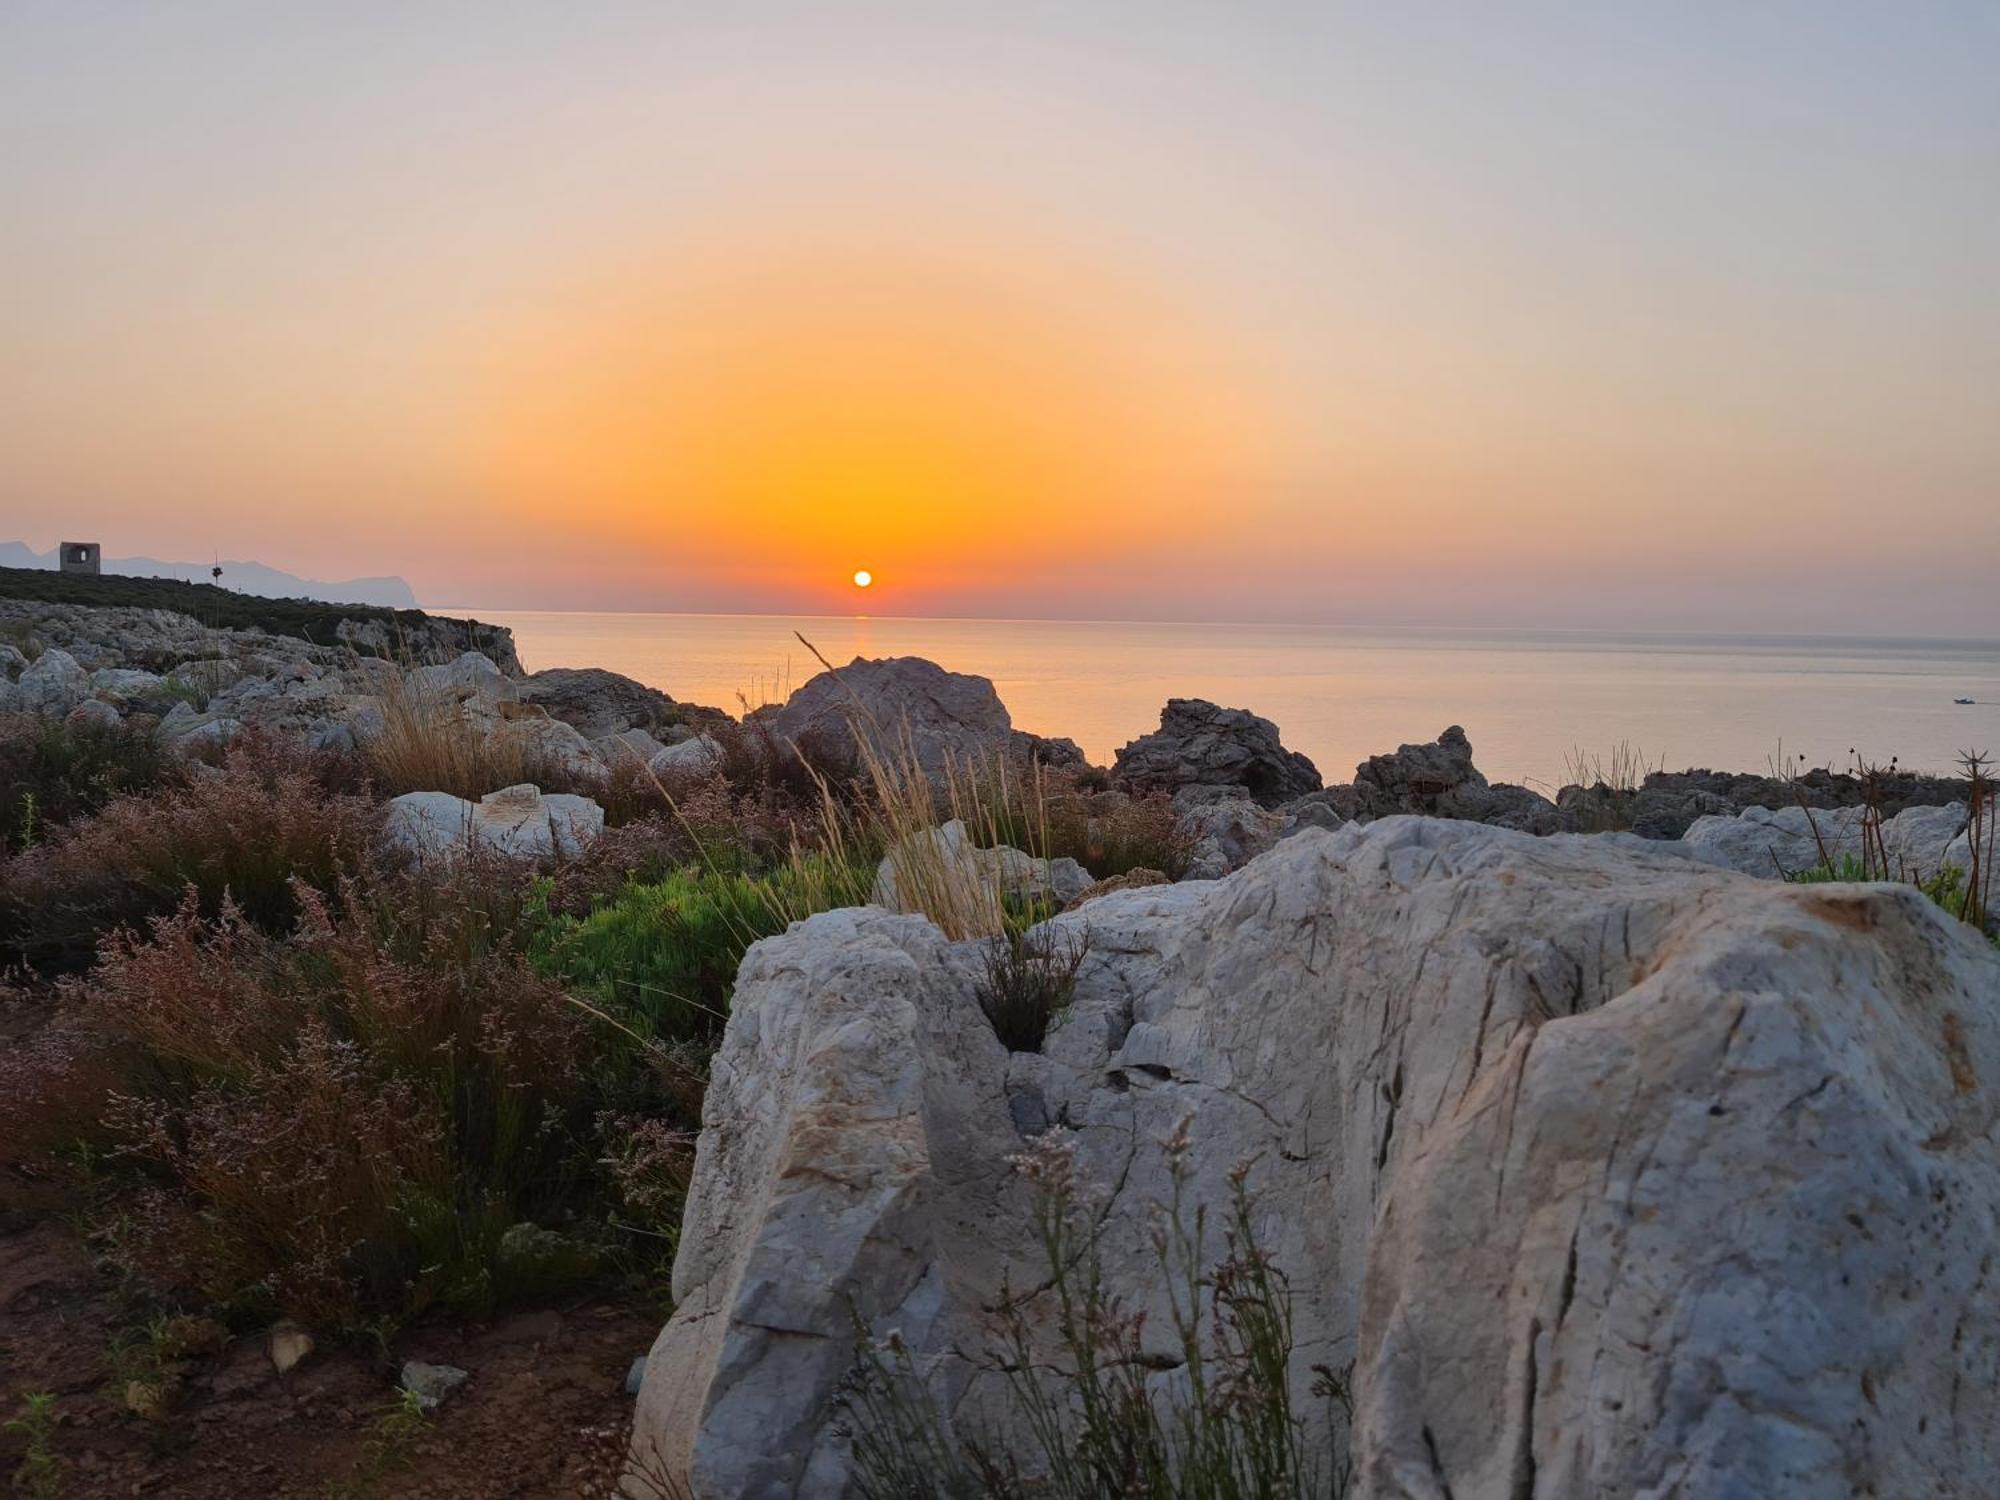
[0,1189,662,1498]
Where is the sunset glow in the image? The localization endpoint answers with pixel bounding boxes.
[3,6,1995,633]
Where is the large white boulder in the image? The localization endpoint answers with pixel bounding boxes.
[383,784,603,862]
[632,817,2000,1498]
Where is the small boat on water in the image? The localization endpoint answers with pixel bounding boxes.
[1956,697,1977,705]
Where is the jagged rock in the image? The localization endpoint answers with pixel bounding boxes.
[158,713,242,756]
[0,643,27,679]
[1943,816,1996,902]
[518,666,682,740]
[1348,725,1562,833]
[1174,788,1284,878]
[871,819,1092,929]
[383,785,603,862]
[630,818,2000,1498]
[1112,699,1320,806]
[1012,730,1088,772]
[761,657,1018,783]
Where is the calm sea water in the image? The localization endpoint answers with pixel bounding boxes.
[450,611,2000,791]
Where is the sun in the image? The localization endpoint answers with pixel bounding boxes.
[852,569,873,589]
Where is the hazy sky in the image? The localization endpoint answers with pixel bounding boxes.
[4,3,1996,632]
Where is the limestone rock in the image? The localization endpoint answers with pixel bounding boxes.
[871,819,1092,931]
[409,650,516,703]
[13,647,88,715]
[383,785,603,863]
[632,818,2000,1498]
[1112,698,1321,806]
[596,727,672,766]
[1348,724,1562,832]
[1679,803,1871,876]
[88,666,166,705]
[518,666,682,740]
[1173,787,1284,878]
[762,656,1017,783]
[649,733,725,776]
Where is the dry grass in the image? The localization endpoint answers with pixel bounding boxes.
[363,672,558,801]
[0,732,380,968]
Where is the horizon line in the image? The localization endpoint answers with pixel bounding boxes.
[433,603,2000,651]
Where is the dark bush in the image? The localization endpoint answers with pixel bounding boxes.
[0,711,177,852]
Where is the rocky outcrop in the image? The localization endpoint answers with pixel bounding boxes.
[516,667,683,740]
[631,818,2000,1498]
[383,784,603,862]
[0,596,516,677]
[1347,724,1562,833]
[1111,698,1321,806]
[1574,765,1977,841]
[760,657,1023,782]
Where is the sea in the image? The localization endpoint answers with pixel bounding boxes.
[449,611,2000,792]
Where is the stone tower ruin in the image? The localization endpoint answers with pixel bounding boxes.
[59,541,101,576]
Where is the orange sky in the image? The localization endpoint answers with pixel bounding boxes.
[2,5,1996,633]
[474,221,1292,616]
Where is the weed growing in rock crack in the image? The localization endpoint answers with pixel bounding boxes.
[4,1391,61,1500]
[976,924,1088,1053]
[842,1124,1351,1499]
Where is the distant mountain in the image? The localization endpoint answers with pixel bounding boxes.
[0,542,418,609]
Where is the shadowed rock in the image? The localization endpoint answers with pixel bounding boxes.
[1111,698,1321,806]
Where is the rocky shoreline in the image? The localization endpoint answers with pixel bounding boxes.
[0,593,1984,883]
[3,588,1997,1498]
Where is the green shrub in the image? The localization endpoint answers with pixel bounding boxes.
[530,855,871,1042]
